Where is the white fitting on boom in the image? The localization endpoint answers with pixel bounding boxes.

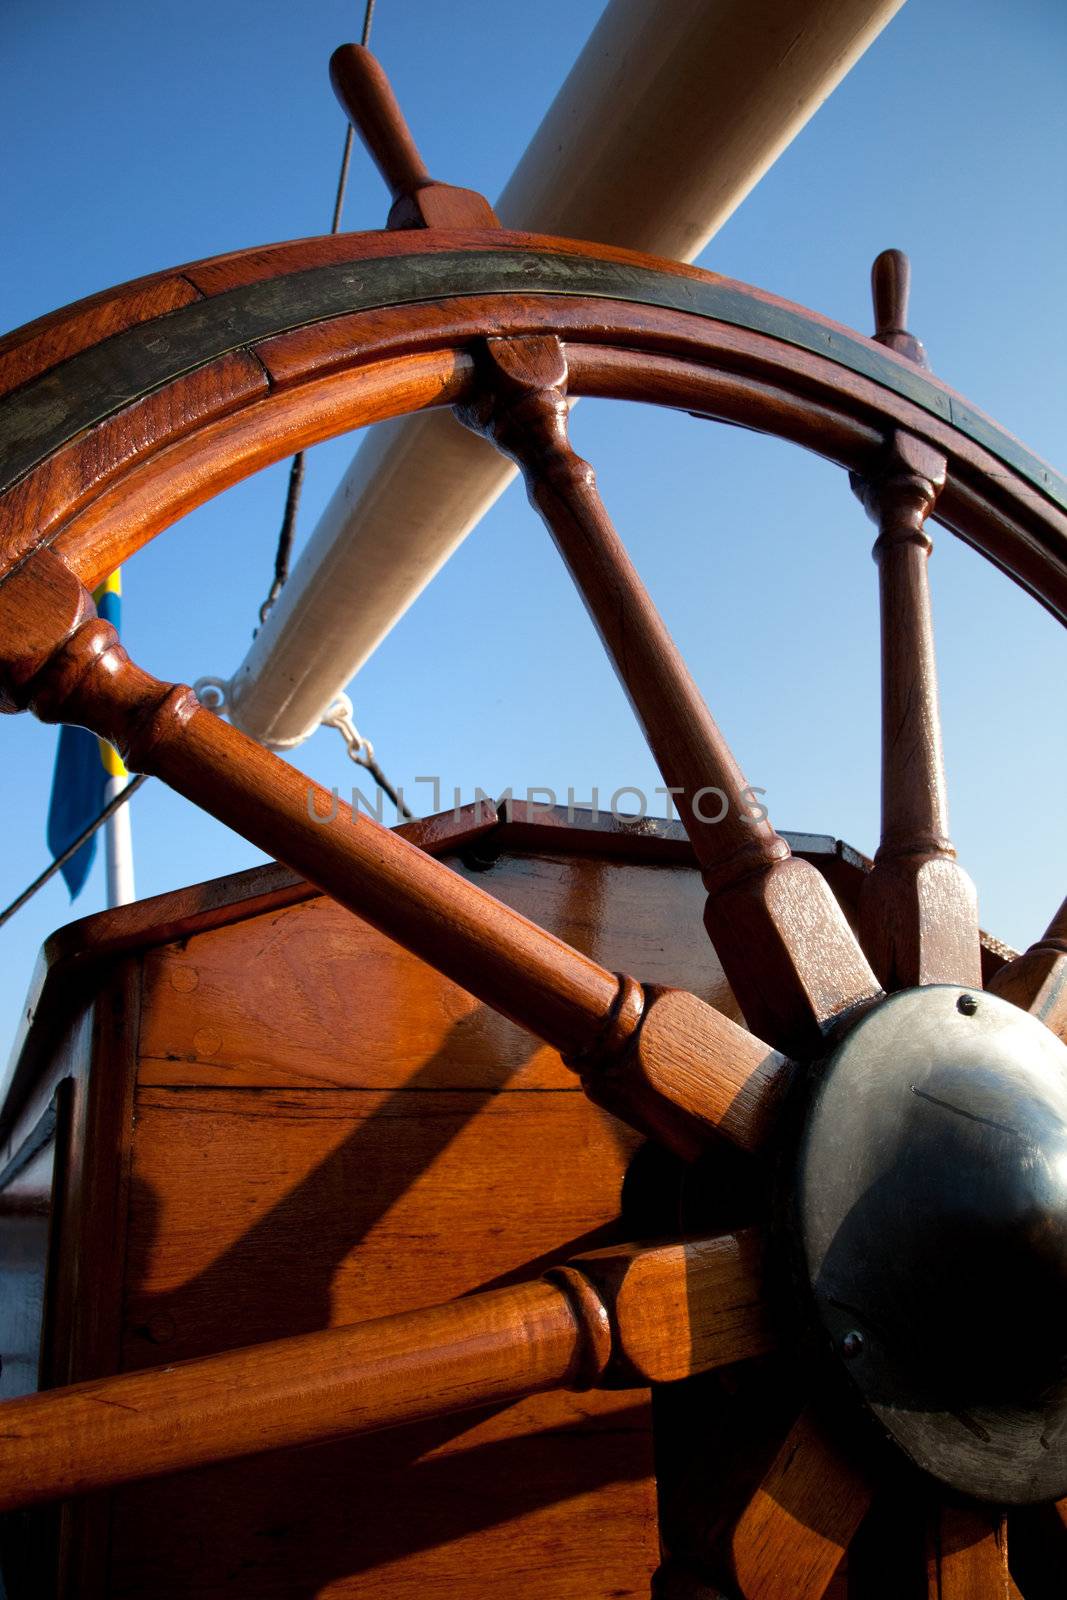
[226,0,905,749]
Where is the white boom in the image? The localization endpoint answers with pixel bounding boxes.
[225,0,904,749]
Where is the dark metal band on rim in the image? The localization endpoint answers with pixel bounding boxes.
[2,247,1065,516]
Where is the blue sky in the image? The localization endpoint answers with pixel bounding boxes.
[1,0,1064,1059]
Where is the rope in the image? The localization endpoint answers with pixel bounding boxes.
[257,0,377,628]
[0,774,148,931]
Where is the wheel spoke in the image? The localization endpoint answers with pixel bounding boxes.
[0,1230,767,1509]
[852,254,981,992]
[925,1500,1010,1598]
[989,891,1067,1042]
[728,1409,873,1599]
[0,551,793,1159]
[456,334,879,1053]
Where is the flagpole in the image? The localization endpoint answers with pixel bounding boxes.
[103,773,136,907]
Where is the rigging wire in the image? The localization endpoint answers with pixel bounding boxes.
[0,774,148,931]
[258,0,376,626]
[254,0,408,819]
[2,1,397,936]
[323,696,412,818]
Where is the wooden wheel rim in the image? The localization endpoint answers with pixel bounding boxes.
[2,227,1066,1587]
[1,228,1065,622]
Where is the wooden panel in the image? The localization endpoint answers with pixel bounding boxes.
[121,1086,640,1362]
[0,807,497,1144]
[105,844,670,1595]
[53,962,142,1599]
[137,849,738,1089]
[109,1394,656,1600]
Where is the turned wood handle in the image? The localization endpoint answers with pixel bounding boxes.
[0,1280,589,1511]
[330,43,431,203]
[872,248,911,338]
[0,551,793,1158]
[0,1233,769,1510]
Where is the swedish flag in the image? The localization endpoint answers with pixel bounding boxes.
[46,572,128,899]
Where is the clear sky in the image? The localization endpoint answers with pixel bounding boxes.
[1,0,1064,1062]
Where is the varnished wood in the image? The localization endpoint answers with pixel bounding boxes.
[1,350,269,574]
[330,46,498,231]
[0,551,791,1160]
[728,1410,873,1599]
[0,271,201,402]
[103,831,666,1598]
[110,1396,657,1600]
[925,1501,1010,1598]
[990,892,1067,1043]
[0,803,498,1145]
[871,248,928,367]
[573,1228,771,1383]
[853,428,982,991]
[0,196,1063,1597]
[586,986,789,1156]
[0,234,1062,624]
[0,1280,598,1511]
[0,1231,766,1511]
[134,850,738,1092]
[122,1084,640,1364]
[456,334,880,1053]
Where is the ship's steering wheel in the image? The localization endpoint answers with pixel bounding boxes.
[0,44,1065,1600]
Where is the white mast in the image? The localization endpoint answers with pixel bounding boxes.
[224,0,905,750]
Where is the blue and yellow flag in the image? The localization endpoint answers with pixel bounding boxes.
[46,572,127,899]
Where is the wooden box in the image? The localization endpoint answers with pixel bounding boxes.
[0,806,870,1597]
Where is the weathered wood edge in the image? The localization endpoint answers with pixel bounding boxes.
[2,238,1064,517]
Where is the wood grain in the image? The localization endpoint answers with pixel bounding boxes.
[990,892,1067,1043]
[0,1279,598,1509]
[729,1410,872,1599]
[572,1227,771,1383]
[107,830,664,1597]
[456,333,880,1054]
[1,349,268,561]
[135,848,738,1091]
[329,45,498,230]
[0,551,790,1160]
[589,986,791,1157]
[0,271,200,400]
[0,231,1062,628]
[853,430,981,991]
[0,1231,764,1510]
[121,1087,638,1361]
[108,1398,657,1600]
[925,1501,1010,1599]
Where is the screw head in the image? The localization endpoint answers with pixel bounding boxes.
[957,994,979,1016]
[841,1329,865,1361]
